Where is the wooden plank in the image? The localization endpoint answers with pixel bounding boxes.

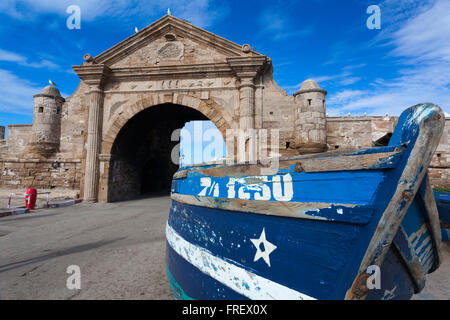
[281,151,402,173]
[171,193,374,224]
[178,149,403,178]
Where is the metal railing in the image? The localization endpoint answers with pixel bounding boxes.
[6,191,51,209]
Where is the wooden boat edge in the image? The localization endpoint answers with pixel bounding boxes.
[345,103,445,299]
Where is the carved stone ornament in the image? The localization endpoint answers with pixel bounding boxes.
[83,54,96,65]
[157,41,184,61]
[242,44,251,53]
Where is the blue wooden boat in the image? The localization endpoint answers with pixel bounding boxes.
[166,103,445,300]
[434,191,450,225]
[434,191,450,241]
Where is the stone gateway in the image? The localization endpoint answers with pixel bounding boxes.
[0,15,448,202]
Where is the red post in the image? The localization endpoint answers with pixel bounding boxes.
[25,188,37,210]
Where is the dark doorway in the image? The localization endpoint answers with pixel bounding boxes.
[108,103,208,202]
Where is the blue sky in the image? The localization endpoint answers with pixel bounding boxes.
[0,0,449,132]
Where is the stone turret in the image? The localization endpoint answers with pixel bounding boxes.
[293,79,328,154]
[31,85,65,155]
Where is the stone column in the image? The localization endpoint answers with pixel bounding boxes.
[228,56,268,164]
[84,85,104,202]
[239,77,256,129]
[227,56,267,130]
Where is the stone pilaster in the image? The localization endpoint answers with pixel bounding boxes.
[227,56,268,130]
[228,56,269,163]
[238,77,256,129]
[73,60,110,202]
[84,86,104,202]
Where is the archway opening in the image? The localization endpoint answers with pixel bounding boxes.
[107,103,215,202]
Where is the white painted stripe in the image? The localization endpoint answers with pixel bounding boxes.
[166,222,316,300]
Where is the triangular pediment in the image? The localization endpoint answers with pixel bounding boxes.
[94,15,262,68]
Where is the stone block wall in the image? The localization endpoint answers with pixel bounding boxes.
[0,84,88,193]
[429,118,450,189]
[326,118,373,150]
[0,159,82,190]
[4,125,32,157]
[328,116,450,189]
[58,83,89,159]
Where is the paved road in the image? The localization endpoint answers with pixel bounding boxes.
[0,196,173,299]
[0,196,448,300]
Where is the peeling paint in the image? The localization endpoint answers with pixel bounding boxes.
[166,223,316,300]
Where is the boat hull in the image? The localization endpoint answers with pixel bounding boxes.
[165,103,444,300]
[166,199,426,300]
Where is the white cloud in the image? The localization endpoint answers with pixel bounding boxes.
[312,75,340,84]
[307,70,362,87]
[342,63,367,71]
[0,69,42,115]
[340,77,361,86]
[328,0,450,116]
[0,0,228,28]
[0,49,59,70]
[327,90,368,106]
[282,71,362,95]
[0,49,24,63]
[389,0,450,63]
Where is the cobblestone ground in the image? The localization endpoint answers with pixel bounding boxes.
[0,196,448,300]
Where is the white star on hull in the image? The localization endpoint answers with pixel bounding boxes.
[250,228,277,267]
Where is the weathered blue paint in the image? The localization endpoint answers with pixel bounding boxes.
[401,195,435,273]
[434,190,450,243]
[165,103,444,300]
[434,191,450,224]
[175,171,384,205]
[442,228,450,242]
[172,172,380,224]
[365,246,415,300]
[168,200,360,300]
[166,242,248,300]
[165,265,194,300]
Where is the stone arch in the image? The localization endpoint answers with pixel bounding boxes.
[98,93,235,202]
[101,93,234,155]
